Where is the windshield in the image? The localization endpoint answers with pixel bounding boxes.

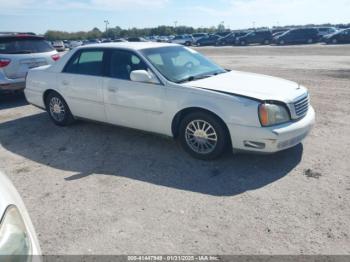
[0,37,54,54]
[141,46,226,83]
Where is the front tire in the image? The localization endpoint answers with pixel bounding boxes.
[45,92,74,126]
[179,112,229,160]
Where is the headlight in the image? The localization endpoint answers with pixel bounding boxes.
[0,205,32,256]
[259,103,290,126]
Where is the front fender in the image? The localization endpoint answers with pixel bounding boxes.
[176,91,261,127]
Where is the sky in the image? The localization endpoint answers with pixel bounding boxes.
[0,0,349,34]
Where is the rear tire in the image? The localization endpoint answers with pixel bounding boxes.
[45,91,74,126]
[240,40,247,46]
[178,112,229,160]
[263,39,270,45]
[332,38,338,44]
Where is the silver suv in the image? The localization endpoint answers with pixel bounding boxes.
[170,35,195,46]
[0,33,59,92]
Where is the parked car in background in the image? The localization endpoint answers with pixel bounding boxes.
[192,33,208,42]
[316,27,338,37]
[127,37,148,42]
[0,33,59,92]
[63,40,70,49]
[272,29,289,35]
[69,40,83,49]
[272,30,289,38]
[144,36,152,41]
[215,31,231,37]
[323,28,350,44]
[25,42,314,159]
[216,31,250,45]
[196,34,221,46]
[84,39,101,45]
[51,40,65,51]
[157,36,170,43]
[274,28,320,45]
[114,38,128,42]
[0,171,41,256]
[170,35,194,46]
[236,30,273,45]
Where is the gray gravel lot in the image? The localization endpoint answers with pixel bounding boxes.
[0,44,350,255]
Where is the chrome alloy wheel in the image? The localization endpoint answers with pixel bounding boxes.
[49,97,66,122]
[185,120,218,154]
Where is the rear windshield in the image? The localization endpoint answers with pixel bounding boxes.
[0,37,54,54]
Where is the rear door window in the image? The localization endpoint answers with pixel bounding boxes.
[64,50,105,76]
[0,37,54,54]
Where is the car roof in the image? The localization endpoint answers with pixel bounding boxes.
[76,42,179,51]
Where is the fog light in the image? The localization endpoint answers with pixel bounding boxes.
[244,141,266,149]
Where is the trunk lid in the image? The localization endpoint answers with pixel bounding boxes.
[1,53,53,79]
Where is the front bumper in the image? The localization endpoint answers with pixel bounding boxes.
[228,106,315,153]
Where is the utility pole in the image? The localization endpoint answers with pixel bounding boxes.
[220,21,225,32]
[104,20,110,33]
[174,21,178,28]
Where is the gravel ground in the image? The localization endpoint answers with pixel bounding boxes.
[0,44,349,255]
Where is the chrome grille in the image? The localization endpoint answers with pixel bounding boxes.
[293,95,309,118]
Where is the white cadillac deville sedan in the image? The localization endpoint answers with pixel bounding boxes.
[0,171,41,257]
[25,42,315,159]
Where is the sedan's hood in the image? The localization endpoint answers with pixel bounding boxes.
[183,70,307,103]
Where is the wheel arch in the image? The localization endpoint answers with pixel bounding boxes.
[171,107,232,147]
[43,89,64,108]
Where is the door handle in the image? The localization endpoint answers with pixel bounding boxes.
[62,80,69,86]
[108,87,118,93]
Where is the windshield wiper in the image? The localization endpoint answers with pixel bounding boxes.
[177,72,224,84]
[176,75,208,84]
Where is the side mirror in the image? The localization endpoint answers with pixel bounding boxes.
[130,70,159,84]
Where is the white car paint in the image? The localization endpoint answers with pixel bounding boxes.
[0,171,41,256]
[25,42,315,154]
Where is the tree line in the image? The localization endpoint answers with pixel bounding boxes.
[44,23,350,41]
[44,25,222,40]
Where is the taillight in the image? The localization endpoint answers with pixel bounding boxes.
[51,54,60,61]
[0,58,11,68]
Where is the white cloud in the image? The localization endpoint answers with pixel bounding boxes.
[0,0,169,11]
[191,0,350,27]
[0,0,35,8]
[91,0,168,9]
